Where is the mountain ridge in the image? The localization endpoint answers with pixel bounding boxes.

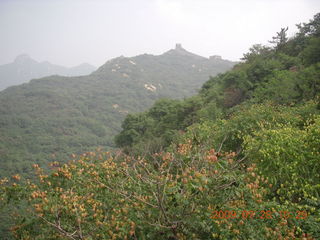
[0,55,96,91]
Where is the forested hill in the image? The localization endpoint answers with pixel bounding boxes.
[93,44,235,98]
[0,54,96,91]
[0,45,235,178]
[116,15,320,155]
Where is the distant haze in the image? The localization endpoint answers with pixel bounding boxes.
[1,0,319,67]
[0,54,96,90]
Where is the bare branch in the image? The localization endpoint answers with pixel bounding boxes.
[218,135,228,154]
[39,216,79,240]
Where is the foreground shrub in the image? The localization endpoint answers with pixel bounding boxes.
[1,142,317,239]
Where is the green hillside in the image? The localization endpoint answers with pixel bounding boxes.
[0,45,235,178]
[116,19,320,156]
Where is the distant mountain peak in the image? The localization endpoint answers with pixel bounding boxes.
[163,44,205,60]
[0,55,96,90]
[14,54,37,64]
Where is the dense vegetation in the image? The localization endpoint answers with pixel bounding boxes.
[0,46,235,178]
[1,14,319,239]
[115,19,320,155]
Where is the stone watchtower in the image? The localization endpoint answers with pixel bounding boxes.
[175,43,183,50]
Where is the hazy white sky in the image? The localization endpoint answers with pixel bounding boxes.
[0,0,319,67]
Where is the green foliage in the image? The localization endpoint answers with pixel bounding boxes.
[296,13,320,37]
[244,117,320,197]
[253,70,300,104]
[296,63,320,100]
[115,96,206,155]
[174,102,318,155]
[300,37,320,66]
[242,116,320,238]
[241,44,272,62]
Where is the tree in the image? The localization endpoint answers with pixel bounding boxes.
[241,44,271,62]
[297,12,320,37]
[269,27,289,51]
[299,37,320,66]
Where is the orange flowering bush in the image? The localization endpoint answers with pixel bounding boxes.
[1,139,316,239]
